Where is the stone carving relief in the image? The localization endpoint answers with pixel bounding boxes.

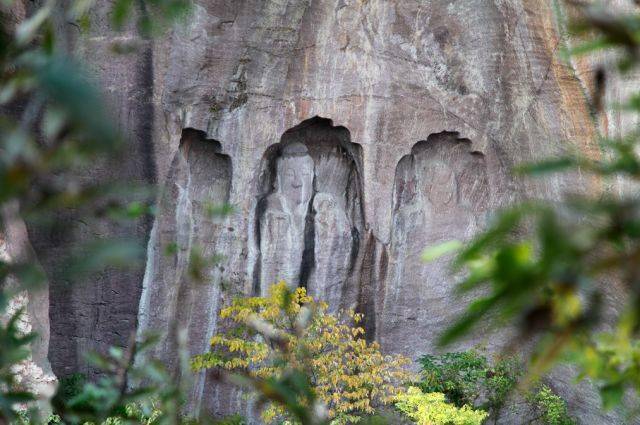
[379,132,488,357]
[135,125,490,415]
[258,143,314,292]
[254,118,364,312]
[136,129,231,405]
[311,150,356,310]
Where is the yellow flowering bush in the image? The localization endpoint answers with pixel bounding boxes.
[191,281,413,424]
[395,387,488,425]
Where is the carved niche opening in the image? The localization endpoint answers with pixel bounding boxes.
[254,117,364,312]
[137,128,232,372]
[380,131,488,356]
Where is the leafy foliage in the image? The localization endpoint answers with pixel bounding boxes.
[0,0,190,422]
[16,410,62,424]
[395,387,488,425]
[527,385,576,425]
[569,314,640,410]
[54,373,87,406]
[420,351,489,408]
[418,351,577,424]
[483,355,522,416]
[419,350,520,416]
[109,0,192,36]
[0,309,36,422]
[210,414,247,425]
[49,335,191,424]
[421,1,640,417]
[191,282,413,424]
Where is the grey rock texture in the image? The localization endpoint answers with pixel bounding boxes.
[380,132,488,356]
[134,0,603,419]
[137,128,231,409]
[18,1,156,380]
[18,0,627,422]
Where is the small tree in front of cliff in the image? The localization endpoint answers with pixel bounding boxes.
[191,281,413,424]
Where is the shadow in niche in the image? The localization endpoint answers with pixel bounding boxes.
[253,117,365,313]
[379,131,488,357]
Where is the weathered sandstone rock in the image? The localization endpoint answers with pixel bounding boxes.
[15,0,630,422]
[134,0,603,419]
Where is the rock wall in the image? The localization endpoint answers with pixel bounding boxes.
[23,0,626,422]
[132,0,603,419]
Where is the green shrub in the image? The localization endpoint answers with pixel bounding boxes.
[528,386,576,425]
[213,414,247,425]
[418,350,520,414]
[55,373,87,405]
[419,351,487,407]
[418,351,578,424]
[16,411,61,424]
[395,387,488,425]
[484,356,521,414]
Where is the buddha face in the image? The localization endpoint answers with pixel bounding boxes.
[426,161,456,208]
[276,154,314,207]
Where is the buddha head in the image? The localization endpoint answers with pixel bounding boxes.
[275,142,314,208]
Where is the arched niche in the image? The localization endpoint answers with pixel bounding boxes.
[136,128,232,387]
[253,117,364,312]
[379,131,488,357]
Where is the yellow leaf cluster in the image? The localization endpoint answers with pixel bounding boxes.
[192,281,414,424]
[395,387,488,425]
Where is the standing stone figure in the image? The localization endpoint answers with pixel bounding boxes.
[308,150,355,311]
[135,131,231,413]
[259,143,314,293]
[382,154,428,352]
[380,134,488,356]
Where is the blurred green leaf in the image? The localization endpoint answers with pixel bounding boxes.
[63,238,144,281]
[422,240,463,263]
[111,0,133,30]
[28,54,120,152]
[601,383,624,410]
[514,158,577,175]
[15,1,53,46]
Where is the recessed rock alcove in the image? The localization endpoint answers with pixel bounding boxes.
[137,128,232,375]
[254,117,364,312]
[379,131,488,356]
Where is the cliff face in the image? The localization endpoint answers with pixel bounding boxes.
[24,0,157,381]
[26,0,618,422]
[136,0,601,418]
